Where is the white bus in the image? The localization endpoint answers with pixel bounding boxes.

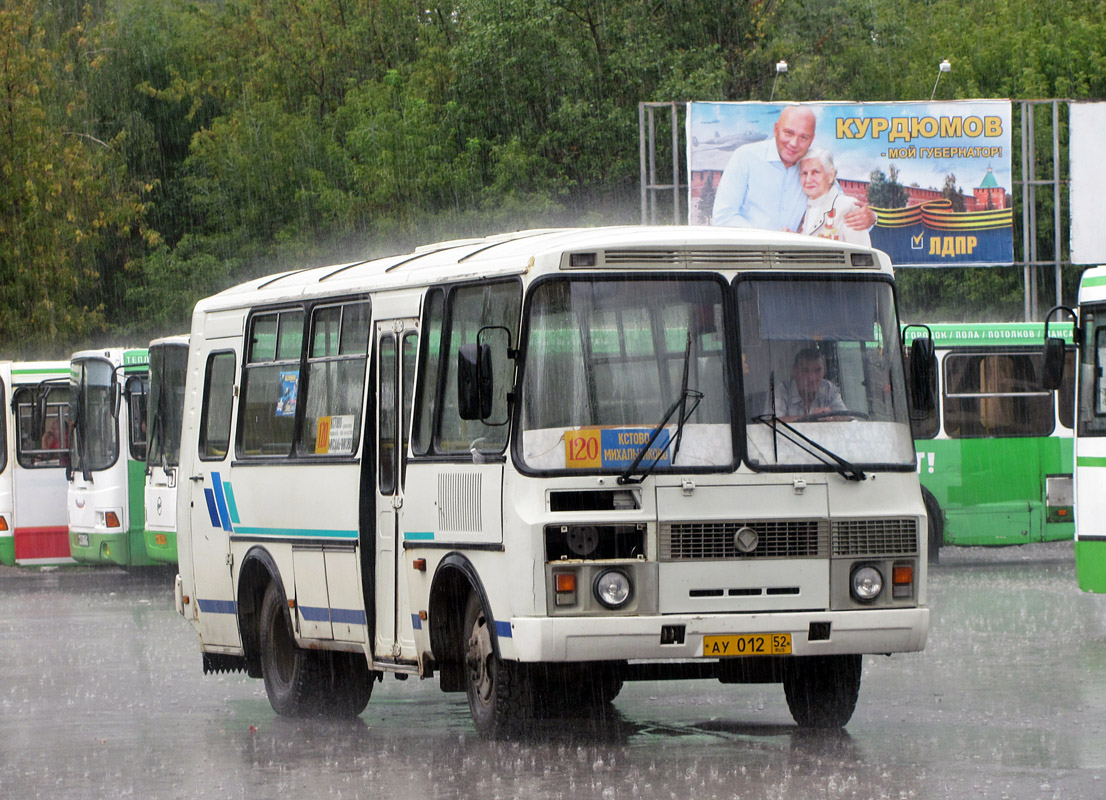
[0,361,72,565]
[175,226,931,735]
[67,347,153,566]
[143,335,189,564]
[1045,266,1106,591]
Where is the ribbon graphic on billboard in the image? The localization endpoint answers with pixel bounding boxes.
[687,100,1014,267]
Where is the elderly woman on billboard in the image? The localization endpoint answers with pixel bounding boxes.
[798,148,871,246]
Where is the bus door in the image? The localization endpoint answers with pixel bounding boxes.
[186,345,241,647]
[374,319,419,660]
[12,384,71,564]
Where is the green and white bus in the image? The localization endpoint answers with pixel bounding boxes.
[67,348,154,566]
[0,361,72,565]
[177,226,932,735]
[143,336,188,564]
[1044,267,1106,591]
[903,323,1075,559]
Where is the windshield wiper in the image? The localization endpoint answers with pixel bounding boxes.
[751,413,868,482]
[618,333,703,485]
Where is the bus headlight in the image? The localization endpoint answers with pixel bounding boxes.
[594,569,632,609]
[850,565,883,603]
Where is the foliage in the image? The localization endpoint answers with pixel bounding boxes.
[3,0,1106,351]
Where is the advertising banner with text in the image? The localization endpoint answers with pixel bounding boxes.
[687,100,1014,267]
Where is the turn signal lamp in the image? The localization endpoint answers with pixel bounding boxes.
[104,511,121,529]
[0,516,8,532]
[892,564,914,599]
[554,571,577,607]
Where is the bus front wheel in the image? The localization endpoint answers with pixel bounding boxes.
[463,592,533,737]
[782,654,862,728]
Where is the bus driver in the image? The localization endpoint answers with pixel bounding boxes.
[769,348,848,421]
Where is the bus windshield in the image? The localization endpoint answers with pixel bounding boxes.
[147,345,187,468]
[739,276,915,471]
[70,358,119,473]
[518,276,732,473]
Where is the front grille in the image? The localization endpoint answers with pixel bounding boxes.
[831,518,919,556]
[660,519,829,560]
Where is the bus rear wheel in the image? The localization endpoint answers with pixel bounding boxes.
[463,592,533,737]
[259,582,373,718]
[260,581,324,716]
[782,654,862,728]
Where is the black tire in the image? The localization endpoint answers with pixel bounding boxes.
[463,592,533,737]
[922,487,943,565]
[782,654,862,729]
[323,651,373,718]
[259,581,325,716]
[533,663,624,716]
[258,582,373,718]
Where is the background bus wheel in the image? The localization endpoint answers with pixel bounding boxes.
[782,654,862,728]
[463,592,532,737]
[259,581,324,716]
[922,487,943,565]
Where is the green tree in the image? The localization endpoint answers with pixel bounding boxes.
[0,0,146,353]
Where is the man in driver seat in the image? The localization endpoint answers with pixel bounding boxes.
[770,347,848,421]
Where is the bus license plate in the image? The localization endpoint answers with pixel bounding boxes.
[703,633,792,657]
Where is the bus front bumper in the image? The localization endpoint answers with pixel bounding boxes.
[506,607,929,663]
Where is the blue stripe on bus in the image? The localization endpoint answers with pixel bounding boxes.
[299,606,367,625]
[331,607,367,626]
[223,482,241,525]
[299,605,331,622]
[231,527,358,539]
[495,620,512,639]
[211,472,232,532]
[203,489,221,529]
[198,598,237,614]
[404,531,435,541]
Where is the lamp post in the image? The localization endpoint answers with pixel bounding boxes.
[770,60,788,102]
[930,59,951,101]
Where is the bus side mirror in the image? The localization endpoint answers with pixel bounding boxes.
[457,343,493,420]
[909,337,937,413]
[1042,337,1066,391]
[31,391,47,442]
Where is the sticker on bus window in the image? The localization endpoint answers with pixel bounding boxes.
[565,428,671,470]
[276,370,298,417]
[315,414,355,454]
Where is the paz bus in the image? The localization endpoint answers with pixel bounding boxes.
[175,226,932,735]
[1044,266,1106,591]
[903,322,1075,560]
[66,347,154,566]
[0,361,72,565]
[143,335,188,564]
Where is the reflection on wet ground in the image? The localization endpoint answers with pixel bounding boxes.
[2,542,1105,798]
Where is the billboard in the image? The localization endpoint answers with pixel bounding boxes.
[1070,102,1106,265]
[688,100,1014,267]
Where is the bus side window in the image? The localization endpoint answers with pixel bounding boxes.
[240,310,303,457]
[302,301,370,457]
[200,352,236,460]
